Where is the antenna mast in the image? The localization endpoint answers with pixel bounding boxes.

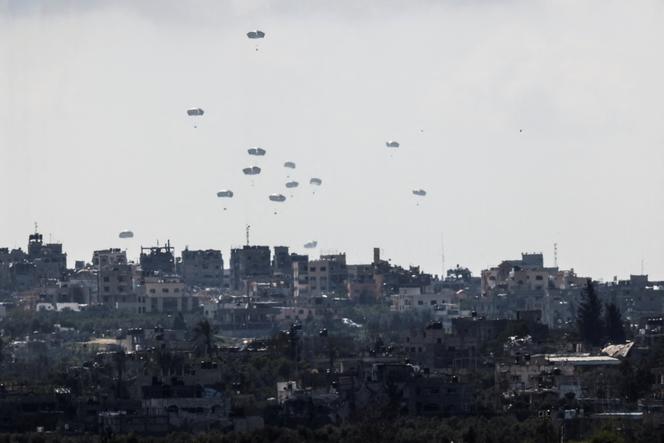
[554,243,558,268]
[246,225,251,246]
[441,233,446,278]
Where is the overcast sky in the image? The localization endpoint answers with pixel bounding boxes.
[1,0,663,280]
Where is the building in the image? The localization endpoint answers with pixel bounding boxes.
[308,254,347,297]
[138,275,192,313]
[229,245,271,291]
[92,248,127,267]
[140,242,175,276]
[99,263,137,310]
[180,248,224,288]
[27,232,67,281]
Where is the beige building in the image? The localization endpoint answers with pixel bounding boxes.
[138,275,193,313]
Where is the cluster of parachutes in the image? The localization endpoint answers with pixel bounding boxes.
[163,28,427,247]
[211,143,324,219]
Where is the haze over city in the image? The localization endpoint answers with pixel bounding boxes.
[2,0,664,278]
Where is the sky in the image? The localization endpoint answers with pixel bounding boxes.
[1,0,664,280]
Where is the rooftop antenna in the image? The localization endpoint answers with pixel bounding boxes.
[641,258,645,275]
[554,242,558,268]
[441,233,446,277]
[34,221,38,234]
[246,225,251,246]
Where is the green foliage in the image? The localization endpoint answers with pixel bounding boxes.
[603,303,626,344]
[577,280,603,347]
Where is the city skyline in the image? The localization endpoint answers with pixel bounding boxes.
[2,0,663,281]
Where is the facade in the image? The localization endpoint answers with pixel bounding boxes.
[99,263,137,310]
[27,232,67,281]
[138,275,192,313]
[180,248,224,288]
[229,245,271,291]
[308,254,348,297]
[140,242,175,276]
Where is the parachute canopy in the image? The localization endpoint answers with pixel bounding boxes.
[187,108,204,116]
[304,241,318,249]
[309,178,322,186]
[285,181,299,189]
[269,194,286,202]
[385,141,400,148]
[412,189,427,196]
[119,230,134,239]
[248,147,266,156]
[284,161,296,169]
[217,190,234,198]
[247,30,266,39]
[243,166,262,176]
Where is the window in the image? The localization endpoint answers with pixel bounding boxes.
[117,276,125,282]
[103,276,110,282]
[174,288,180,293]
[418,300,424,305]
[162,288,169,293]
[535,275,543,281]
[430,300,437,305]
[103,286,110,292]
[150,288,156,294]
[118,286,125,292]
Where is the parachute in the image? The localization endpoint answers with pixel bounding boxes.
[248,147,266,156]
[187,108,204,116]
[243,166,262,176]
[285,181,299,189]
[269,194,286,202]
[309,178,322,186]
[304,241,318,249]
[385,141,400,148]
[217,190,234,198]
[247,30,266,39]
[284,161,296,169]
[412,189,427,196]
[119,230,134,239]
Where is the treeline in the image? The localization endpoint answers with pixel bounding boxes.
[0,416,661,443]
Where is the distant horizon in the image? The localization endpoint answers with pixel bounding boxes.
[3,227,656,283]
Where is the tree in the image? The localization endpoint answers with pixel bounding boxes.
[193,319,213,357]
[577,279,603,347]
[604,303,626,343]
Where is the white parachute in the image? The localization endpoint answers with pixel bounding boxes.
[285,181,299,189]
[247,30,266,39]
[269,194,287,202]
[217,190,234,198]
[412,189,427,197]
[385,141,400,148]
[243,166,262,176]
[119,230,134,239]
[284,161,296,169]
[248,147,266,156]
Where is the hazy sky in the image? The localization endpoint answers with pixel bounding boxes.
[2,0,663,280]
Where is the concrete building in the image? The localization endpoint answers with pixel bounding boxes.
[140,242,175,276]
[27,232,67,281]
[229,245,271,291]
[92,248,127,267]
[138,275,192,314]
[180,248,224,288]
[347,264,380,302]
[99,263,137,310]
[308,254,347,297]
